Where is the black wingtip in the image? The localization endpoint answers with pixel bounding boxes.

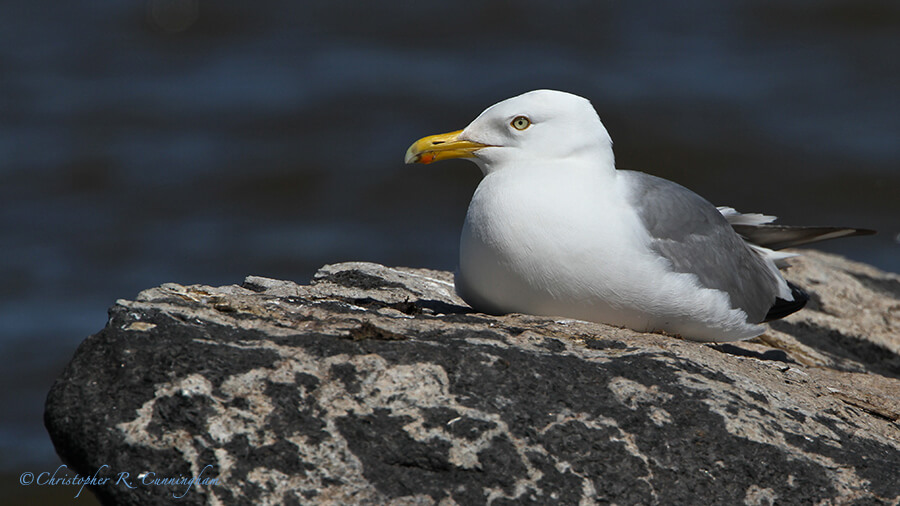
[764,282,809,322]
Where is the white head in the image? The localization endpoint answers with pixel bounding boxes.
[406,90,615,175]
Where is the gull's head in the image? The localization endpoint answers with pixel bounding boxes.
[405,90,614,174]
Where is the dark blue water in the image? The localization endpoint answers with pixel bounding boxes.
[1,0,897,475]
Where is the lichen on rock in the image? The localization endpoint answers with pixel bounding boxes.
[45,252,900,505]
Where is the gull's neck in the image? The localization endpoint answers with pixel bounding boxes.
[474,143,616,178]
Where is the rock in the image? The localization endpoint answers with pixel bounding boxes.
[45,251,900,505]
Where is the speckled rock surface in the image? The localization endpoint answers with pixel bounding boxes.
[45,251,900,505]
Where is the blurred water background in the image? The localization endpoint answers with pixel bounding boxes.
[1,0,897,499]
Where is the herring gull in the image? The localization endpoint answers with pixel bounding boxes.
[405,90,873,342]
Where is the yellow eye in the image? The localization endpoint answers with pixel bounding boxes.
[511,116,531,130]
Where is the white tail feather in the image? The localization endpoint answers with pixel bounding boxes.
[717,206,777,226]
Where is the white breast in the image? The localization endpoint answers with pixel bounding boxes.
[454,165,763,341]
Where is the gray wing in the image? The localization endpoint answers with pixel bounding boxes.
[718,206,875,250]
[621,170,781,323]
[730,224,875,250]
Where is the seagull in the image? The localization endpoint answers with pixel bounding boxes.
[405,90,874,342]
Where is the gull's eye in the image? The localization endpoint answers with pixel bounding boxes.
[510,116,531,131]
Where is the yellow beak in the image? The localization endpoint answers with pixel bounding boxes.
[404,129,489,164]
